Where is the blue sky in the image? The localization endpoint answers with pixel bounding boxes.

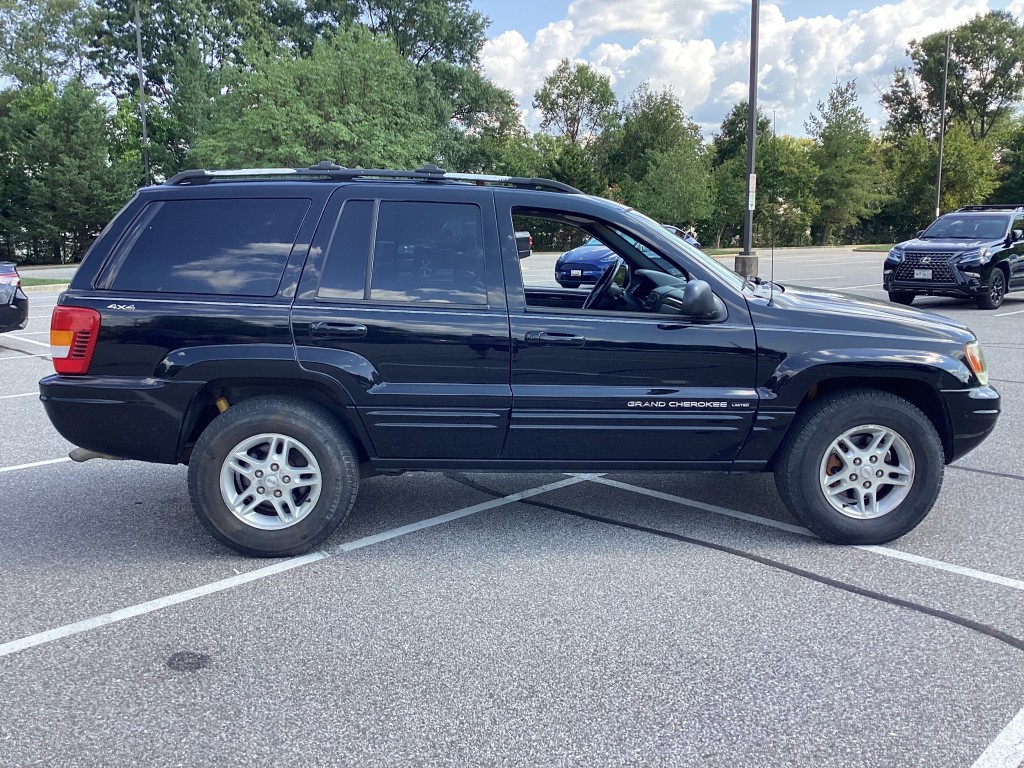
[473,0,1024,138]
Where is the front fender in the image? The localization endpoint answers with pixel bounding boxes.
[765,348,974,409]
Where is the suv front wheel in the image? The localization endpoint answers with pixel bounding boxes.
[188,396,359,556]
[976,269,1006,310]
[774,390,943,544]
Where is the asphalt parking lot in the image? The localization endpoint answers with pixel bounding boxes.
[2,249,1023,767]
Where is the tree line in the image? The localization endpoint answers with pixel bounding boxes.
[1,2,1023,262]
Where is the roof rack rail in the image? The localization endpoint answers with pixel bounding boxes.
[164,162,583,194]
[955,204,1024,212]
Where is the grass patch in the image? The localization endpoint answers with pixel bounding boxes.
[21,277,69,286]
[704,248,740,257]
[852,244,895,252]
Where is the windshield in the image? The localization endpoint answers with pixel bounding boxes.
[622,208,746,290]
[922,215,1008,240]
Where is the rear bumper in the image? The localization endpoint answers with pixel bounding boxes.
[942,385,1000,463]
[39,375,201,464]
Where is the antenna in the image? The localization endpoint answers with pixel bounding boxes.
[768,111,777,305]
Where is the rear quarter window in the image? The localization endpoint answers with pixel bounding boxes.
[107,198,309,296]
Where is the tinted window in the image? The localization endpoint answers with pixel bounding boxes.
[317,200,373,301]
[110,198,308,296]
[370,201,486,305]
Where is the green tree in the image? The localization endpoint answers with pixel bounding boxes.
[0,0,90,85]
[192,28,438,169]
[533,58,617,145]
[806,80,885,244]
[0,79,134,262]
[601,84,699,184]
[628,142,711,226]
[361,0,488,67]
[882,11,1024,141]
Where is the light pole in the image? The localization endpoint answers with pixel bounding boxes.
[134,0,150,186]
[735,0,760,278]
[935,32,951,219]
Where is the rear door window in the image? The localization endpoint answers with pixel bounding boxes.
[369,201,487,305]
[108,198,309,296]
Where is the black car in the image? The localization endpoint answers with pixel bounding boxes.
[40,163,999,557]
[0,262,29,333]
[884,204,1024,309]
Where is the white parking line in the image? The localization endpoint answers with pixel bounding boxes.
[0,457,72,474]
[972,705,1024,768]
[0,475,588,659]
[0,353,50,361]
[994,308,1024,317]
[587,476,1024,592]
[4,335,50,348]
[0,392,37,400]
[832,283,886,290]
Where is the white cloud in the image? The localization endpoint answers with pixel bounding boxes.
[479,0,1002,138]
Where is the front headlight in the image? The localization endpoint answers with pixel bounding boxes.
[601,251,618,262]
[887,247,905,264]
[957,248,990,266]
[964,341,989,386]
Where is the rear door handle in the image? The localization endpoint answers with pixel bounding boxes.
[310,322,367,339]
[657,322,691,330]
[524,331,586,347]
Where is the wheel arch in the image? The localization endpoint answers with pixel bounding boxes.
[176,377,372,466]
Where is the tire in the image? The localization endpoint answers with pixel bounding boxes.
[187,396,359,557]
[887,291,915,306]
[976,268,1006,309]
[558,281,581,289]
[774,389,944,545]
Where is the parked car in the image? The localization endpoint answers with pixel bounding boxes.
[555,224,699,288]
[0,262,28,333]
[515,230,532,259]
[884,204,1024,309]
[40,163,998,557]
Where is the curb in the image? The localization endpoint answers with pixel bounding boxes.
[22,283,69,294]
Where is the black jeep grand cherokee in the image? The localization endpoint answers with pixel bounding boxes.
[40,164,1000,556]
[884,204,1024,309]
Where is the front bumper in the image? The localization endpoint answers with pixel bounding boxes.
[942,385,1000,463]
[555,264,606,285]
[884,262,990,298]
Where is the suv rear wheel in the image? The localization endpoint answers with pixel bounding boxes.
[976,269,1006,310]
[774,389,943,544]
[188,396,359,556]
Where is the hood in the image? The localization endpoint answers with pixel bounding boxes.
[900,236,1001,252]
[764,283,974,343]
[561,244,615,263]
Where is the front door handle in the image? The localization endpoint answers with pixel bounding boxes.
[524,331,586,347]
[310,322,368,339]
[657,322,691,330]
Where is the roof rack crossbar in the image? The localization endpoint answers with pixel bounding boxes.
[955,204,1024,212]
[163,162,583,194]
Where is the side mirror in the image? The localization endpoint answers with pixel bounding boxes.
[1014,230,1023,242]
[657,279,719,317]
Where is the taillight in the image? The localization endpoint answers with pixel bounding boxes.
[529,236,533,249]
[50,306,100,375]
[0,271,18,287]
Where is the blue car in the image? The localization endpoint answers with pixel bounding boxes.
[554,225,701,288]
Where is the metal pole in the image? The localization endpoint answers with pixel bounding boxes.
[935,32,950,219]
[134,0,150,186]
[736,0,759,277]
